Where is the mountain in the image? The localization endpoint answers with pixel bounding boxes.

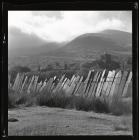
[8,28,132,60]
[46,29,132,59]
[8,27,61,58]
[100,29,132,48]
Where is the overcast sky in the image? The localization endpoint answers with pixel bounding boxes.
[8,11,132,43]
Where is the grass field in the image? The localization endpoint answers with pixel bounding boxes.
[8,106,132,136]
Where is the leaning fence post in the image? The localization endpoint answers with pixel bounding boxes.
[88,71,99,98]
[96,69,106,97]
[105,70,116,97]
[109,71,122,98]
[117,71,128,97]
[122,71,132,97]
[12,73,20,91]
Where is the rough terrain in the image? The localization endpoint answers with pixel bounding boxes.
[8,106,132,136]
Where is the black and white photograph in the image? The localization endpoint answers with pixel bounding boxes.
[7,9,134,136]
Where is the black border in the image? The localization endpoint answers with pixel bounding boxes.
[1,1,138,139]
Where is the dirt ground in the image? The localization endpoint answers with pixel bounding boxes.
[8,106,132,136]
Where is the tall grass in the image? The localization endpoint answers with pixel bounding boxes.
[108,94,132,116]
[8,88,36,108]
[8,88,132,116]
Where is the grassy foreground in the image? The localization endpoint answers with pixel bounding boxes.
[8,88,132,135]
[8,106,132,136]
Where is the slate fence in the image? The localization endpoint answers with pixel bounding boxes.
[8,70,132,99]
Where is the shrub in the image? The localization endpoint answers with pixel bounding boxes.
[8,85,132,116]
[8,88,18,108]
[8,88,36,108]
[93,97,110,113]
[108,95,132,116]
[76,97,94,111]
[36,90,70,108]
[36,90,110,113]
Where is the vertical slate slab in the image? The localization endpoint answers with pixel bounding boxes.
[27,75,35,94]
[83,70,92,95]
[43,78,50,92]
[105,70,116,96]
[24,76,32,93]
[92,71,101,97]
[20,75,28,93]
[53,75,65,93]
[69,75,76,87]
[96,70,106,97]
[88,71,99,98]
[65,76,76,95]
[79,82,86,97]
[98,78,105,97]
[109,71,122,98]
[85,70,95,97]
[29,75,37,93]
[12,73,20,91]
[63,79,70,93]
[39,81,47,93]
[117,71,128,97]
[43,78,54,94]
[122,71,132,97]
[75,82,84,96]
[33,76,39,93]
[16,73,24,93]
[71,76,80,95]
[36,81,42,93]
[123,81,132,97]
[58,77,67,92]
[74,76,84,96]
[101,71,112,97]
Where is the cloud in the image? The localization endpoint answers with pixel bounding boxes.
[8,11,132,42]
[31,11,63,19]
[8,27,46,50]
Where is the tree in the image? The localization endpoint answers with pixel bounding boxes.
[97,53,120,70]
[64,63,68,70]
[80,61,93,70]
[46,64,53,71]
[127,57,132,65]
[55,62,60,67]
[78,53,121,72]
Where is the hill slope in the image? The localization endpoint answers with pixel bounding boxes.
[8,27,62,58]
[46,30,132,59]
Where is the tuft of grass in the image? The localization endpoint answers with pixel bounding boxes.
[8,88,37,108]
[93,97,110,113]
[8,88,19,108]
[67,96,94,111]
[108,94,132,116]
[36,90,71,108]
[8,87,132,116]
[36,91,110,113]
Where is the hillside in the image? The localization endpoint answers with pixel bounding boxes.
[8,27,62,58]
[8,29,132,59]
[8,29,132,69]
[46,30,132,59]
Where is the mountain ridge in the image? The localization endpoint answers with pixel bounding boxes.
[8,29,132,59]
[45,29,132,59]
